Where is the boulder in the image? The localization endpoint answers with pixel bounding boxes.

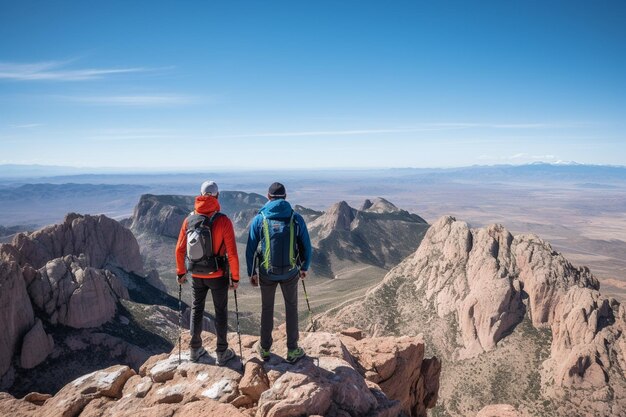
[121,375,153,399]
[20,318,54,369]
[347,335,440,416]
[340,327,363,340]
[257,370,334,417]
[239,358,270,401]
[40,365,135,417]
[0,392,38,417]
[23,392,52,406]
[28,255,123,328]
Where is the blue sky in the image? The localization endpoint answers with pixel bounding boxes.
[0,0,625,169]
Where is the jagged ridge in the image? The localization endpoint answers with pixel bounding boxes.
[318,215,626,416]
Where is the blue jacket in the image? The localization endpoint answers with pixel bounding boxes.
[246,199,312,279]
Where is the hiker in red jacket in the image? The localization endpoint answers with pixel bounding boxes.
[175,180,240,364]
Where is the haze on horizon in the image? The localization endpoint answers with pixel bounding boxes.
[1,1,625,169]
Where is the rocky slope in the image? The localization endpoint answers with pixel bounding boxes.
[318,216,626,416]
[0,328,441,417]
[307,198,429,276]
[0,214,187,397]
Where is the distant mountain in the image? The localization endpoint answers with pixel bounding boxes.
[0,183,150,227]
[319,216,626,416]
[392,163,626,184]
[0,225,33,243]
[0,164,86,178]
[129,193,429,280]
[130,191,267,240]
[308,198,429,276]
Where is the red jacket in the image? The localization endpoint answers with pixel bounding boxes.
[175,196,240,281]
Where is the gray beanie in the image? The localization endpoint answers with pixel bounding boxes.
[200,180,219,196]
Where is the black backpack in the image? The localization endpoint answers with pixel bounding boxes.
[185,212,226,274]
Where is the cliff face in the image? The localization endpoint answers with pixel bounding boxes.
[0,258,35,379]
[0,214,173,396]
[319,216,626,416]
[0,328,441,417]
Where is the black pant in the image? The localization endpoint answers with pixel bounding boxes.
[259,273,299,351]
[190,275,229,352]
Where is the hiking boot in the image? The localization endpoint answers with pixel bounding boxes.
[216,347,235,366]
[256,343,271,361]
[190,346,207,362]
[286,347,305,363]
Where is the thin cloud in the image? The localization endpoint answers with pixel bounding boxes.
[0,60,151,81]
[477,153,560,161]
[8,123,42,129]
[213,122,581,139]
[64,94,196,106]
[216,128,432,139]
[85,128,178,141]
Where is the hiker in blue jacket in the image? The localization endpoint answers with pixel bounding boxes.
[246,182,312,363]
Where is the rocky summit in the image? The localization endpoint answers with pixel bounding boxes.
[318,215,626,416]
[0,328,441,417]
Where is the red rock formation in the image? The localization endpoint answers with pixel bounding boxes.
[0,329,441,417]
[12,213,143,274]
[0,257,34,380]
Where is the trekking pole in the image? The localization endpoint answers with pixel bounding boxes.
[178,282,182,364]
[233,281,244,371]
[301,279,316,332]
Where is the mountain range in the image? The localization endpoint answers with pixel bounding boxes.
[127,193,428,285]
[317,216,626,416]
[1,185,625,416]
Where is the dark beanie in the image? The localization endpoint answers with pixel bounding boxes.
[268,182,286,199]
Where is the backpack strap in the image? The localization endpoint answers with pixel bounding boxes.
[207,212,226,257]
[288,211,296,269]
[261,213,272,271]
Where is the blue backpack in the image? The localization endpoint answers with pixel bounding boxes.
[259,211,299,277]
